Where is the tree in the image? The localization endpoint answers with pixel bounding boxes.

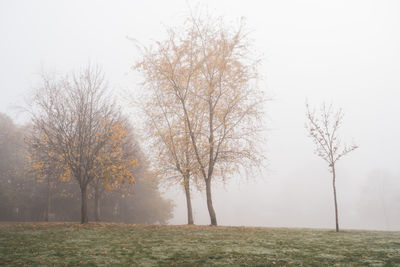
[29,65,124,223]
[135,13,265,225]
[305,102,358,232]
[0,113,172,224]
[139,84,199,225]
[30,113,137,223]
[90,120,137,221]
[0,114,55,222]
[91,137,174,224]
[0,113,26,220]
[29,130,71,221]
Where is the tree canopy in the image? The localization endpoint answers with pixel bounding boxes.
[135,14,266,225]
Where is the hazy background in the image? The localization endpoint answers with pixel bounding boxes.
[1,0,399,230]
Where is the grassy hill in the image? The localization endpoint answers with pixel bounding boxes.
[0,222,399,266]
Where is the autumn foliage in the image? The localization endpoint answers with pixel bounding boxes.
[135,13,265,225]
[29,65,137,223]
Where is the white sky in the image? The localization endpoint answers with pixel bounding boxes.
[1,0,399,230]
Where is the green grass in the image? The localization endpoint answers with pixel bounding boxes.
[0,223,399,266]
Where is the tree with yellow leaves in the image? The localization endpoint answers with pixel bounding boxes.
[29,64,134,223]
[135,12,266,225]
[140,88,199,224]
[90,119,137,221]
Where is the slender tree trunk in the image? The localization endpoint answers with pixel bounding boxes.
[120,197,126,223]
[205,178,217,226]
[183,175,194,225]
[81,185,88,224]
[45,177,51,222]
[332,165,339,232]
[94,185,101,222]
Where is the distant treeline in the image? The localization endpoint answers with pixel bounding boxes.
[0,113,173,223]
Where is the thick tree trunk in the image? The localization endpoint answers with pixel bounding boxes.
[80,185,88,224]
[94,185,101,222]
[205,178,217,226]
[183,176,194,225]
[332,165,339,232]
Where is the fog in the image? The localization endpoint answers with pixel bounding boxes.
[1,0,399,230]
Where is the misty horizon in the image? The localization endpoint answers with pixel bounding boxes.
[1,0,400,231]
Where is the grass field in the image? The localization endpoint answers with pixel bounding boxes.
[0,223,399,266]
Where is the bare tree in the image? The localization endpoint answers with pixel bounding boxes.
[29,65,123,223]
[305,102,358,232]
[135,13,265,225]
